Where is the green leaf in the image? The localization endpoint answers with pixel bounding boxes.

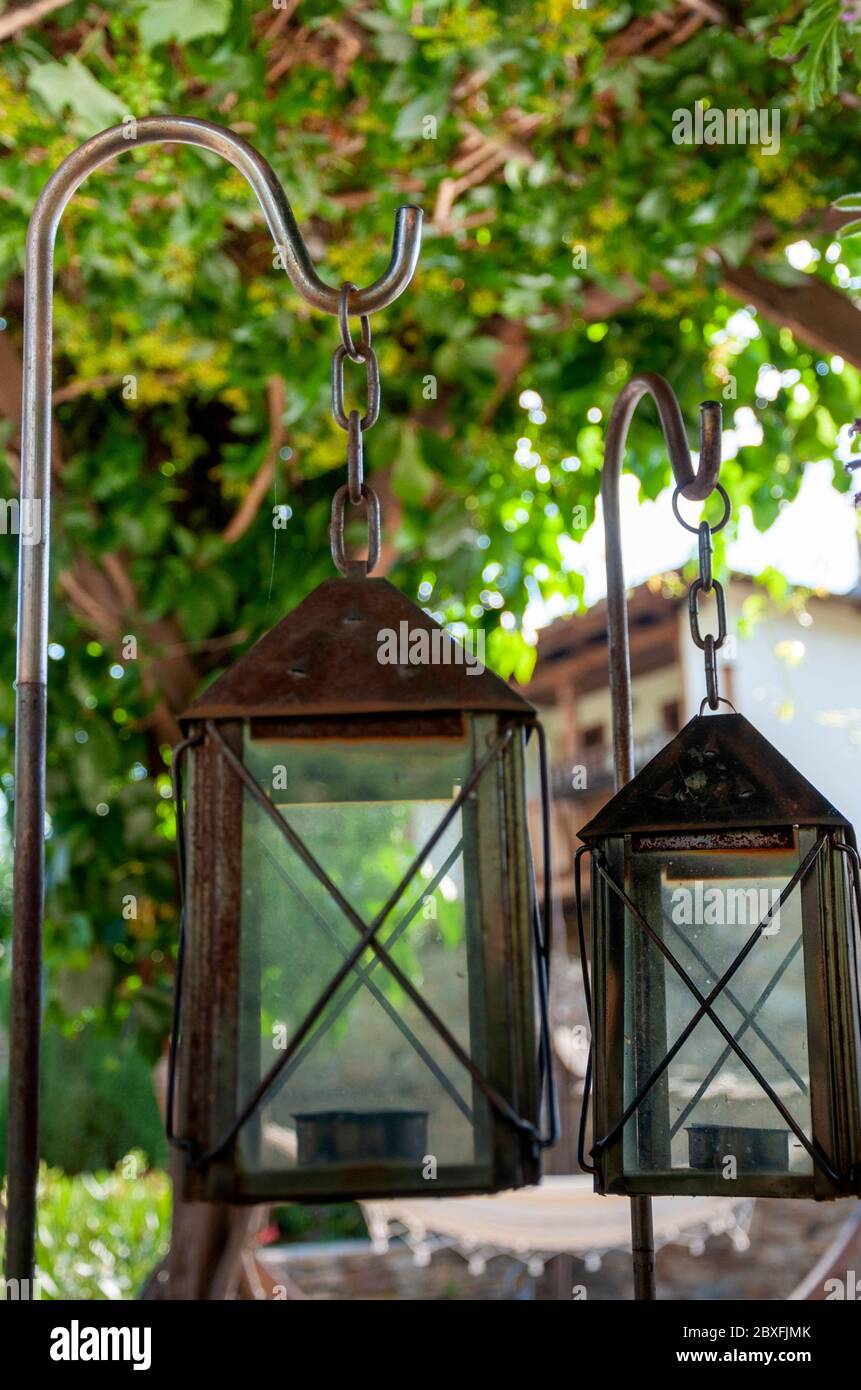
[392,430,436,505]
[833,194,861,210]
[357,11,416,63]
[177,582,221,642]
[424,499,476,561]
[838,217,861,240]
[770,0,843,109]
[715,227,754,268]
[486,626,537,683]
[28,58,128,134]
[138,0,232,51]
[391,80,451,141]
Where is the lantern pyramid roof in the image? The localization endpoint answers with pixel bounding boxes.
[578,713,849,837]
[180,576,534,722]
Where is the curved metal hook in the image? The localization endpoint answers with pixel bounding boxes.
[18,115,422,685]
[602,372,722,785]
[5,116,421,1285]
[28,116,422,316]
[597,371,722,1302]
[605,371,722,508]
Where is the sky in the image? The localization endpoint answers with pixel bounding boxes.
[522,457,859,638]
[523,237,861,632]
[576,459,859,608]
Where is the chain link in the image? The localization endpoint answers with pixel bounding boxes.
[673,476,732,710]
[703,634,719,710]
[347,410,363,505]
[672,480,731,535]
[331,343,380,430]
[697,519,712,593]
[329,283,382,576]
[330,483,380,578]
[688,575,727,651]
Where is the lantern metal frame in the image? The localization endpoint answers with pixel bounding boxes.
[576,373,861,1302]
[576,714,861,1203]
[166,576,558,1203]
[5,116,423,1286]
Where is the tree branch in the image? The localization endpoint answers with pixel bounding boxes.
[720,260,861,372]
[221,376,286,545]
[0,0,70,43]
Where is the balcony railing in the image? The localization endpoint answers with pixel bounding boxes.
[551,729,671,799]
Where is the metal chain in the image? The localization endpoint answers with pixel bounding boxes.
[672,481,731,711]
[330,282,381,576]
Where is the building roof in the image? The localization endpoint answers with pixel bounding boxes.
[522,578,682,703]
[521,571,861,705]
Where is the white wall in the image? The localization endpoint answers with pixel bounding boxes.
[575,666,682,747]
[680,582,861,831]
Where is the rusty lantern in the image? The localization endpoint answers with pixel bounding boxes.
[577,712,861,1200]
[168,576,555,1203]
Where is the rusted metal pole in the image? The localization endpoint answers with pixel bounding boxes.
[5,116,422,1287]
[601,372,722,1301]
[5,683,45,1285]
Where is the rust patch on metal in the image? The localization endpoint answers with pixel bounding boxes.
[632,828,797,853]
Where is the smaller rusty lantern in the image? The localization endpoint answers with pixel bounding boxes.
[577,713,861,1199]
[168,577,555,1203]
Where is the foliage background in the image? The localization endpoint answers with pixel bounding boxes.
[0,0,859,1174]
[0,1156,170,1298]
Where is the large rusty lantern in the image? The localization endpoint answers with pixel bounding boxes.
[168,577,555,1203]
[577,712,861,1200]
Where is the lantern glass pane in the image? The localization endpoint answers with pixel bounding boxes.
[234,731,492,1182]
[622,831,813,1181]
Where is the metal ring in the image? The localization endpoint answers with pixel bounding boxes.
[347,410,363,505]
[699,694,738,716]
[338,282,372,364]
[689,576,727,651]
[672,481,731,534]
[331,343,380,431]
[330,482,380,577]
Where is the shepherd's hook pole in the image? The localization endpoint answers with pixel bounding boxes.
[601,372,722,1300]
[5,116,422,1287]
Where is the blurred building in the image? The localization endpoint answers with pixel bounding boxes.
[523,573,861,916]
